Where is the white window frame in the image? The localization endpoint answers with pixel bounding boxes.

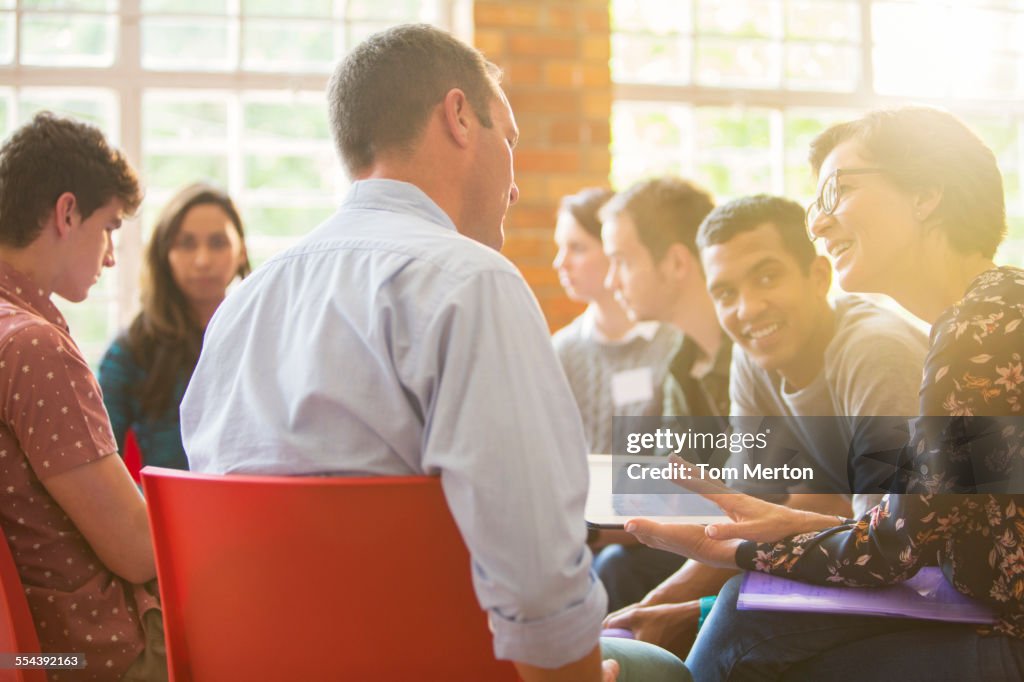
[612,0,1024,261]
[0,0,470,335]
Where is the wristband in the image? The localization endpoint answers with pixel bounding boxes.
[697,595,716,630]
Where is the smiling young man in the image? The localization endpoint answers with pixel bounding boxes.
[700,195,928,498]
[603,194,928,658]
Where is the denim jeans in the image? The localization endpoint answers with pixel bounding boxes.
[594,543,687,613]
[602,635,692,681]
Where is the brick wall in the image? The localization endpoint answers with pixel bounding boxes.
[474,0,612,332]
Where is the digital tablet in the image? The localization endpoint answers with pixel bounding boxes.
[585,454,729,529]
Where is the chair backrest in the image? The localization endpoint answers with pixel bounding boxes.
[0,535,46,682]
[141,466,519,682]
[122,429,142,484]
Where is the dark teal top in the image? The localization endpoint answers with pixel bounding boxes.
[98,335,189,470]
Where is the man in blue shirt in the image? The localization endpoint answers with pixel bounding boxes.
[181,24,687,682]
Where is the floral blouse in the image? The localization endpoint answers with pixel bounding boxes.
[736,266,1024,639]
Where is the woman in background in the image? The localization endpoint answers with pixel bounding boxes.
[99,183,250,470]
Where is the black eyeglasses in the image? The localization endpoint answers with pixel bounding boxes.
[805,167,884,240]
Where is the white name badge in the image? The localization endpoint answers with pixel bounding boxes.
[610,366,654,407]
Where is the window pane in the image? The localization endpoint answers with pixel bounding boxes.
[0,12,13,65]
[243,100,329,140]
[245,237,291,270]
[244,153,334,191]
[979,0,1024,10]
[697,0,781,38]
[953,6,1024,52]
[872,45,948,96]
[18,89,117,134]
[142,0,227,13]
[785,43,859,91]
[143,95,229,142]
[144,153,229,189]
[23,0,114,9]
[694,107,772,199]
[786,0,859,42]
[242,20,335,72]
[962,114,1020,209]
[696,38,780,87]
[611,101,690,189]
[783,108,858,199]
[345,21,402,51]
[954,53,1022,100]
[612,0,691,34]
[872,2,950,96]
[245,205,335,239]
[0,95,8,140]
[346,0,429,22]
[142,18,233,70]
[698,108,771,148]
[54,272,117,370]
[20,13,116,67]
[950,7,1024,99]
[612,33,690,84]
[243,0,332,17]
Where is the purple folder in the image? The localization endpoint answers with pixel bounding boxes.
[738,567,997,624]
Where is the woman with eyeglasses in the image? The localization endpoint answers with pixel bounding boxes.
[99,183,251,471]
[624,107,1024,680]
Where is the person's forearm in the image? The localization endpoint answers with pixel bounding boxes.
[514,645,603,682]
[643,559,738,605]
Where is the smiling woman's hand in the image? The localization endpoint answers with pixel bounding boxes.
[664,455,845,543]
[623,519,742,569]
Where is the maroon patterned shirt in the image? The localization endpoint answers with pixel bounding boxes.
[0,262,155,680]
[737,267,1024,640]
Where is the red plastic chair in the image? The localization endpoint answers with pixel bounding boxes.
[0,537,46,682]
[141,466,519,682]
[122,429,142,484]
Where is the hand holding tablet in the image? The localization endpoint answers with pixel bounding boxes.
[584,454,728,529]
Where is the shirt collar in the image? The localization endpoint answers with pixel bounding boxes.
[342,179,459,234]
[674,333,732,381]
[0,260,67,330]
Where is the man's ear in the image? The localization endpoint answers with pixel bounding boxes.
[809,254,832,296]
[442,88,473,149]
[660,242,694,282]
[53,192,78,239]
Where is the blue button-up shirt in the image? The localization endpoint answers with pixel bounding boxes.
[181,179,607,667]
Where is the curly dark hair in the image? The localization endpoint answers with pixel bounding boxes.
[0,111,142,247]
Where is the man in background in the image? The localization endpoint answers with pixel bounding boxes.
[594,177,728,611]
